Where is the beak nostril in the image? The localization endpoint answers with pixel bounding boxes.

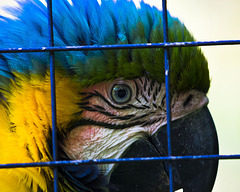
[183,94,193,108]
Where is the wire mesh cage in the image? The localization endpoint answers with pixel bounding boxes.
[0,0,240,192]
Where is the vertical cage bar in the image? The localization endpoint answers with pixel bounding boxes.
[162,0,173,192]
[47,0,58,191]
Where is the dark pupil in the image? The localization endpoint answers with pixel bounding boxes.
[116,88,126,98]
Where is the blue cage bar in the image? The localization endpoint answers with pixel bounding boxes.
[0,0,240,192]
[162,0,173,191]
[1,39,240,53]
[46,0,59,191]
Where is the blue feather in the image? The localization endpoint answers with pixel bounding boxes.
[0,0,161,76]
[61,164,108,191]
[0,0,210,92]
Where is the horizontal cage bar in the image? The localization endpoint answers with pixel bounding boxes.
[0,40,240,53]
[0,154,240,169]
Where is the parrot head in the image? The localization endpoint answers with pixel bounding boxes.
[0,0,218,191]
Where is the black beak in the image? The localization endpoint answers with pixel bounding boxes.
[109,106,219,192]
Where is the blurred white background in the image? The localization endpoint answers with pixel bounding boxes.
[1,0,240,191]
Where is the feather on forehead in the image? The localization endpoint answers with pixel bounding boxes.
[0,0,209,93]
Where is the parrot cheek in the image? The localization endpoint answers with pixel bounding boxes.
[62,125,104,160]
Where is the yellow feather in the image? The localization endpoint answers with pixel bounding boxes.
[0,72,83,191]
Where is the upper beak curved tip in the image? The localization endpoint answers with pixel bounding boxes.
[152,106,219,192]
[109,106,219,192]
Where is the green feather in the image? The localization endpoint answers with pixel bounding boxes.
[0,0,210,93]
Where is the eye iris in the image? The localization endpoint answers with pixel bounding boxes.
[111,84,131,104]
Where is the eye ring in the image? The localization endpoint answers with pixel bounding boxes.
[111,83,132,104]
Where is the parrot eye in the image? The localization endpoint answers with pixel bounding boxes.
[111,84,132,104]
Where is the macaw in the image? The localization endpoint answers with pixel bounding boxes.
[0,0,218,191]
